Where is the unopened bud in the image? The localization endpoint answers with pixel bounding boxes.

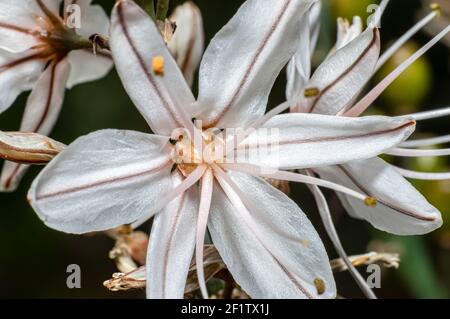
[0,131,65,164]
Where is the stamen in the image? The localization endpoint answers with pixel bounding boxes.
[430,3,441,17]
[313,278,325,295]
[401,134,450,148]
[306,172,377,299]
[364,197,378,207]
[369,0,391,28]
[399,106,450,121]
[195,169,213,299]
[152,56,165,75]
[375,10,438,71]
[131,165,206,228]
[392,165,450,180]
[345,25,450,117]
[221,163,369,202]
[304,87,320,98]
[221,100,292,160]
[213,166,315,296]
[386,147,450,157]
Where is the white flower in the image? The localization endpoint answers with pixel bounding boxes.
[285,0,447,298]
[28,0,415,299]
[0,0,113,191]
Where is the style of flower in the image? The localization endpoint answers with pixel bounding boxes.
[0,0,113,191]
[284,0,448,298]
[28,0,416,299]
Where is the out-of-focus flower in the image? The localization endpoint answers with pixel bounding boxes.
[27,0,416,300]
[107,226,149,273]
[167,1,204,87]
[0,130,64,164]
[0,0,113,191]
[104,245,225,295]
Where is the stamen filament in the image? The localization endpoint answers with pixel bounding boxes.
[375,11,438,71]
[196,169,213,299]
[132,165,206,228]
[345,25,450,117]
[399,106,450,121]
[213,166,315,296]
[221,163,369,202]
[392,165,450,180]
[306,171,377,299]
[386,147,450,157]
[401,134,450,148]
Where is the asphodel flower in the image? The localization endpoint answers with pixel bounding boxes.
[0,0,113,191]
[28,0,416,299]
[284,0,447,298]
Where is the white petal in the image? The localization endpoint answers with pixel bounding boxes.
[110,0,195,135]
[209,171,336,299]
[286,0,322,102]
[335,16,363,51]
[64,0,110,37]
[0,59,70,192]
[146,171,198,299]
[196,0,312,128]
[0,1,61,52]
[298,27,380,115]
[168,1,204,87]
[315,157,442,235]
[285,15,311,102]
[65,50,113,89]
[239,113,415,170]
[28,130,174,234]
[21,59,71,135]
[0,49,45,113]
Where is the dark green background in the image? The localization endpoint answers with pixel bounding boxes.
[0,0,449,298]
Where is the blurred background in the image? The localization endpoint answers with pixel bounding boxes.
[0,0,449,298]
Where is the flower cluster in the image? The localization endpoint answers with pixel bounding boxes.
[0,0,449,299]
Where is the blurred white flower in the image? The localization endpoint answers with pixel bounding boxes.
[0,0,113,191]
[168,1,204,87]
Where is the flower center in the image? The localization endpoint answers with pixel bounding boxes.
[172,130,225,177]
[31,3,91,60]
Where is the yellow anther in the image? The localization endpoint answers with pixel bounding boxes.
[152,56,165,75]
[313,278,326,295]
[430,3,441,17]
[364,197,378,207]
[304,87,320,98]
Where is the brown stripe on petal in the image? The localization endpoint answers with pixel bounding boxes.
[241,120,415,150]
[307,28,380,114]
[0,52,45,73]
[337,165,436,222]
[203,0,293,127]
[216,180,314,299]
[35,159,173,201]
[31,61,58,133]
[0,21,36,36]
[2,163,22,190]
[117,1,183,128]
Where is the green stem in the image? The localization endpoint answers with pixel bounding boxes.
[156,0,170,21]
[137,0,156,20]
